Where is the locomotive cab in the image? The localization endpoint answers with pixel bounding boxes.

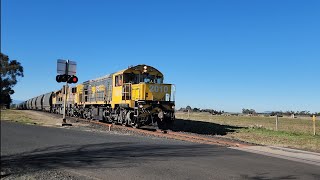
[111,65,175,129]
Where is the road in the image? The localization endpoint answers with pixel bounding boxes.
[1,121,319,180]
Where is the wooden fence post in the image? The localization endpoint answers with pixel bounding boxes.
[313,115,316,136]
[275,115,278,131]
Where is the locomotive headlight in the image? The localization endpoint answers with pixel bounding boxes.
[139,104,144,108]
[172,105,175,109]
[143,65,147,73]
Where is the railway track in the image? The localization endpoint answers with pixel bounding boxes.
[70,116,249,148]
[34,111,251,148]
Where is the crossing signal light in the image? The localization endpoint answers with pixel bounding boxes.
[56,75,61,82]
[68,75,78,84]
[56,75,69,83]
[56,75,78,83]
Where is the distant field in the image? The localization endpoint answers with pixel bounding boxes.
[175,112,320,152]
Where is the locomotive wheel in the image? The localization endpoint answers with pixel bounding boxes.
[133,118,141,128]
[86,109,92,120]
[133,123,140,129]
[106,116,112,123]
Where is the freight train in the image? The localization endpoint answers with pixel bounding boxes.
[18,64,176,129]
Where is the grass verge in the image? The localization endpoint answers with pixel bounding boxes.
[176,112,320,152]
[1,110,41,125]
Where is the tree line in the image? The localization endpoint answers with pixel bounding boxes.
[179,106,225,115]
[179,106,319,116]
[241,108,319,116]
[269,111,320,116]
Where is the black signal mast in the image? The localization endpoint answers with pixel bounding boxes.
[56,59,77,126]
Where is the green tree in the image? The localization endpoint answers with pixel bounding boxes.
[193,107,200,112]
[242,108,256,115]
[0,53,24,108]
[242,108,250,114]
[186,105,192,111]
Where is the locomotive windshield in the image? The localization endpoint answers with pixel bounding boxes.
[123,73,163,84]
[142,74,163,84]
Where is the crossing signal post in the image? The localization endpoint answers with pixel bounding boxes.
[56,59,77,126]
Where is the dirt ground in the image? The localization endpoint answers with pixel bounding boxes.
[1,110,90,128]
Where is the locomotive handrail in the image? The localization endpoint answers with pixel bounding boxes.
[122,83,132,101]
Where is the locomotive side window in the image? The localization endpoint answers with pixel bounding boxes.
[115,75,123,87]
[119,75,123,86]
[115,76,119,86]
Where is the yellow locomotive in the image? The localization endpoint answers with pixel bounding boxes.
[52,64,176,129]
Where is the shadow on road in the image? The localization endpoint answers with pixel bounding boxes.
[171,118,243,135]
[1,142,233,177]
[240,173,298,180]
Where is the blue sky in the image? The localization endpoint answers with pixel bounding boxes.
[2,0,320,112]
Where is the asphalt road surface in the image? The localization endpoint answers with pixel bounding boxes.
[1,121,319,180]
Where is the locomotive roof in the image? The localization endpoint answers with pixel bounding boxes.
[91,74,112,82]
[82,64,164,85]
[116,64,163,77]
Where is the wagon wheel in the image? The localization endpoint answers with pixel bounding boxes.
[87,110,93,120]
[121,110,128,126]
[133,123,140,129]
[112,114,119,124]
[132,117,141,129]
[125,111,134,127]
[70,109,74,117]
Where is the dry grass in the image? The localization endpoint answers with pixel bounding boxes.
[1,110,41,125]
[176,112,320,134]
[176,112,320,152]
